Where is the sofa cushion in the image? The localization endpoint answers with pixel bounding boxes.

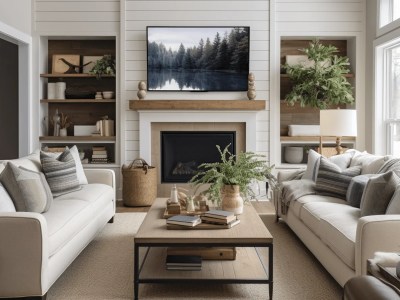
[69,145,88,185]
[41,149,81,196]
[290,194,346,219]
[387,186,400,214]
[0,151,41,173]
[0,182,16,212]
[302,150,321,181]
[319,207,360,270]
[43,183,114,257]
[0,162,53,213]
[350,152,388,175]
[378,158,400,177]
[360,171,400,217]
[299,201,351,238]
[315,157,361,199]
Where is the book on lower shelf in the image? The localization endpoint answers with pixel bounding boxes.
[203,209,235,220]
[166,247,237,260]
[166,215,202,227]
[90,146,110,164]
[166,255,202,271]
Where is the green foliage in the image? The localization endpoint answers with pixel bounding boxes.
[282,39,354,109]
[89,55,116,79]
[189,145,276,205]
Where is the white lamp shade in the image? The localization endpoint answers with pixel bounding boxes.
[320,109,357,137]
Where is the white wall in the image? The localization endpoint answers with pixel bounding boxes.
[0,0,31,35]
[122,0,271,163]
[271,0,366,164]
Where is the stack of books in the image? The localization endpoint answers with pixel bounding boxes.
[91,146,109,164]
[166,215,201,227]
[201,210,240,228]
[166,255,202,271]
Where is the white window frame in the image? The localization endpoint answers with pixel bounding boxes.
[378,0,400,37]
[374,28,400,154]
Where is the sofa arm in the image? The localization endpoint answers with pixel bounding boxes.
[84,168,115,189]
[0,213,49,298]
[277,169,305,183]
[355,215,400,276]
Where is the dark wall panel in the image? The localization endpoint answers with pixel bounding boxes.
[0,38,18,159]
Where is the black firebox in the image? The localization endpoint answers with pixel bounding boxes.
[161,131,236,183]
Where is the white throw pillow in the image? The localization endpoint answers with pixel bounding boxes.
[69,145,88,185]
[302,150,321,181]
[0,182,16,212]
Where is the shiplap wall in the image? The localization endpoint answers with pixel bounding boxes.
[271,0,366,165]
[124,0,271,162]
[34,0,120,33]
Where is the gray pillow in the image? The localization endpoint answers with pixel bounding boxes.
[315,157,362,199]
[0,162,53,213]
[346,175,372,208]
[41,149,81,197]
[360,171,400,217]
[0,182,16,212]
[386,186,400,214]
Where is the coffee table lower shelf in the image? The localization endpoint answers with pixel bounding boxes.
[134,244,273,299]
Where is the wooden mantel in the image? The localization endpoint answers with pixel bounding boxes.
[129,100,266,111]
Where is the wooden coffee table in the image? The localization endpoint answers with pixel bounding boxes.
[134,198,273,299]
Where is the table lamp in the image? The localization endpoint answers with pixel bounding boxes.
[320,109,357,155]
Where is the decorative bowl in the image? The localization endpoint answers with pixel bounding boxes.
[102,91,114,99]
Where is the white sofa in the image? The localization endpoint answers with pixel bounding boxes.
[276,151,400,287]
[0,152,116,299]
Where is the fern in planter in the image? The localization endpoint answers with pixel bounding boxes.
[282,39,354,109]
[189,145,276,205]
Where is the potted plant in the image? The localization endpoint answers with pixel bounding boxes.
[282,39,354,109]
[189,145,276,215]
[89,54,116,79]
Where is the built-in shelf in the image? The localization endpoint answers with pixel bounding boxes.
[40,73,115,78]
[129,100,266,111]
[280,136,356,143]
[83,163,119,168]
[39,136,116,143]
[40,99,115,103]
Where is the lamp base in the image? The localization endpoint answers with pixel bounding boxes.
[335,136,343,155]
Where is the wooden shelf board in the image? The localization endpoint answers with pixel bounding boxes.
[39,136,116,143]
[83,163,119,168]
[40,73,115,78]
[280,136,356,142]
[41,99,115,103]
[129,100,266,111]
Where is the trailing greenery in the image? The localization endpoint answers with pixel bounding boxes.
[282,39,354,109]
[89,55,116,79]
[189,145,276,205]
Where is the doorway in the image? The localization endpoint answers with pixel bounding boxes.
[0,37,18,159]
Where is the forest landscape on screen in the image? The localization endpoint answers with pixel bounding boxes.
[147,26,250,91]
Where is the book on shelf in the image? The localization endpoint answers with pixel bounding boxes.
[201,215,237,225]
[92,146,106,151]
[92,154,108,159]
[166,215,201,227]
[202,209,235,220]
[166,255,202,270]
[92,150,107,155]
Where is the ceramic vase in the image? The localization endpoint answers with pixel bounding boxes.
[221,185,243,215]
[59,128,67,137]
[284,146,303,164]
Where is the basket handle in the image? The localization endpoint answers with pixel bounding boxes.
[129,158,150,174]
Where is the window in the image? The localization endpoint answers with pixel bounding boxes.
[377,40,400,155]
[380,0,400,28]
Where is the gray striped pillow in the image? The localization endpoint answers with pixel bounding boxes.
[315,157,362,199]
[40,149,81,196]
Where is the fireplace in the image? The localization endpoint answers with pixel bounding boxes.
[161,131,236,183]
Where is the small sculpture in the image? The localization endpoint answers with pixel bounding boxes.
[137,81,147,100]
[247,72,256,100]
[52,109,60,136]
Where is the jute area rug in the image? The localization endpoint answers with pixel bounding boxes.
[47,212,342,300]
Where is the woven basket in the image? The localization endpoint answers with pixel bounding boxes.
[121,158,157,207]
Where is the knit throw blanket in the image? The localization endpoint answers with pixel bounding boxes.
[280,179,316,215]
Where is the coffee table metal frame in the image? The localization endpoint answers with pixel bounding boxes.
[134,197,273,300]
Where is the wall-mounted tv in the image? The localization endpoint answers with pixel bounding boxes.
[147,26,250,91]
